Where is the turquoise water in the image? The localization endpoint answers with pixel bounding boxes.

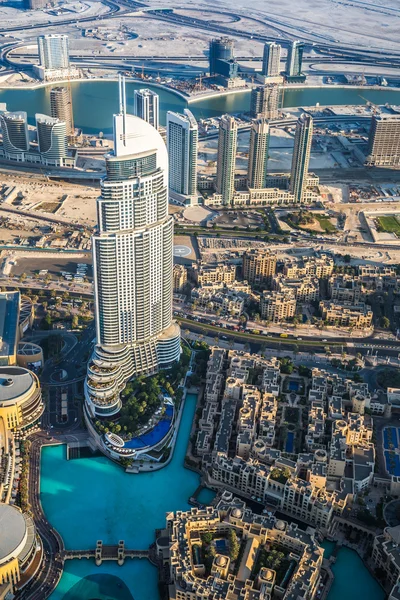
[196,487,216,505]
[322,540,335,559]
[50,558,157,600]
[321,542,384,600]
[0,80,400,133]
[41,393,200,598]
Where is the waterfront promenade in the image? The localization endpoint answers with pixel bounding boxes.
[17,433,65,600]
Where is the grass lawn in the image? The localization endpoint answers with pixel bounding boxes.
[314,215,337,233]
[376,216,400,236]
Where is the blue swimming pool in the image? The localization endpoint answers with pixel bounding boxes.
[285,431,295,453]
[215,539,228,553]
[124,403,174,449]
[383,427,398,450]
[289,381,299,392]
[384,451,400,476]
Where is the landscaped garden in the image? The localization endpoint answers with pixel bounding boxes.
[94,345,192,439]
[376,215,400,236]
[253,545,293,587]
[195,529,241,575]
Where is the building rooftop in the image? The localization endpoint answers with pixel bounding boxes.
[0,292,20,359]
[0,366,35,404]
[0,504,27,564]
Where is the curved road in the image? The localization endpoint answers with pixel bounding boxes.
[16,434,64,600]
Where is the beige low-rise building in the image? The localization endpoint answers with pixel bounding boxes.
[165,499,324,600]
[372,526,400,597]
[193,264,236,286]
[173,264,187,292]
[283,255,334,279]
[328,274,365,304]
[273,274,320,303]
[260,290,296,322]
[319,301,373,329]
[242,249,277,285]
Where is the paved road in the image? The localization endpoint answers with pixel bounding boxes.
[16,433,64,600]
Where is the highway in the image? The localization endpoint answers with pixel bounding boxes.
[2,0,400,75]
[176,317,400,357]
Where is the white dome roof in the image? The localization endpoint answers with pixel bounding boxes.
[113,113,167,166]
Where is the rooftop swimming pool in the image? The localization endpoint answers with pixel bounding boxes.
[124,403,174,449]
[285,431,295,453]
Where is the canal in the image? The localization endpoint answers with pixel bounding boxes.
[42,393,200,599]
[0,80,400,134]
[322,542,384,600]
[41,392,384,600]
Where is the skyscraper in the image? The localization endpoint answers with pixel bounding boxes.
[366,114,400,167]
[36,114,68,165]
[262,42,281,77]
[166,109,198,202]
[250,85,280,119]
[209,38,234,75]
[133,88,159,130]
[24,0,46,9]
[247,118,269,189]
[0,112,29,158]
[50,87,74,138]
[290,113,313,203]
[285,41,304,78]
[85,78,180,419]
[38,34,69,70]
[216,115,238,206]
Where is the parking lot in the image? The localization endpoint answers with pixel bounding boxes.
[10,255,93,281]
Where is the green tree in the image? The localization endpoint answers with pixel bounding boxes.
[42,313,52,330]
[202,532,213,545]
[228,529,240,561]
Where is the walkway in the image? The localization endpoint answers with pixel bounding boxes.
[17,434,65,600]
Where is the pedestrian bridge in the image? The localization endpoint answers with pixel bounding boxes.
[64,541,149,565]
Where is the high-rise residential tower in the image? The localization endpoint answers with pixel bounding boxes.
[36,114,68,165]
[216,115,238,206]
[166,109,198,203]
[50,87,74,138]
[133,88,159,130]
[250,85,280,119]
[209,38,235,75]
[85,78,180,419]
[285,41,304,78]
[290,113,313,203]
[0,111,30,159]
[366,114,400,167]
[24,0,46,9]
[38,34,69,70]
[262,42,281,77]
[247,118,270,189]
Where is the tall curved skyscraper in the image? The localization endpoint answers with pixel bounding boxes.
[85,79,181,419]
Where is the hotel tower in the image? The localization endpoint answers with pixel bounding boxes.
[85,78,180,419]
